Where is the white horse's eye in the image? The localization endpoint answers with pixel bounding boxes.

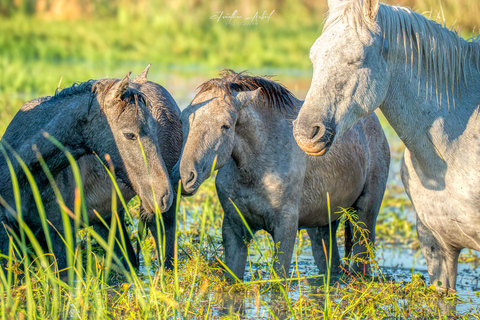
[221,124,231,131]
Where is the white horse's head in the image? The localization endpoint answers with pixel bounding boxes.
[293,0,390,156]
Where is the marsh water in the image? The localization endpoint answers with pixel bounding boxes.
[143,69,480,317]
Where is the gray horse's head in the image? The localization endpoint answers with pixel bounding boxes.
[173,73,260,195]
[293,0,390,156]
[88,74,173,213]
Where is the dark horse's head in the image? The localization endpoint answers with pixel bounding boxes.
[88,74,173,213]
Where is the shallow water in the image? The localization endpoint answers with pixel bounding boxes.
[188,231,480,317]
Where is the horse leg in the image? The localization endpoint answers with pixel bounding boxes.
[307,220,341,276]
[222,210,250,280]
[50,225,71,279]
[147,193,176,270]
[93,208,137,270]
[349,175,385,275]
[0,224,11,276]
[417,215,460,292]
[117,210,137,268]
[271,214,298,278]
[117,211,137,268]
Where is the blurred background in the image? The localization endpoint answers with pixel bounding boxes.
[0,0,479,132]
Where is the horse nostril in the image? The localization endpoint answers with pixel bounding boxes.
[185,171,196,187]
[161,193,171,212]
[309,125,322,141]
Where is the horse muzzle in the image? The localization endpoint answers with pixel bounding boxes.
[293,120,336,156]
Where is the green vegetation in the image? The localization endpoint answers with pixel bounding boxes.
[0,156,476,318]
[1,0,480,318]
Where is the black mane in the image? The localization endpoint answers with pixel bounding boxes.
[52,78,147,115]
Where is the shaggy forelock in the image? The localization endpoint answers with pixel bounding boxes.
[92,78,148,116]
[195,69,298,115]
[52,78,148,116]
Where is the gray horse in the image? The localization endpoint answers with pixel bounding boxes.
[0,72,173,275]
[173,70,389,279]
[293,0,480,292]
[54,65,182,270]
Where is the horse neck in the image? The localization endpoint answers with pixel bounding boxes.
[381,42,480,181]
[231,101,298,177]
[0,93,92,186]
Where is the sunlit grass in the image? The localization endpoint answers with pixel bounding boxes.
[0,153,478,318]
[1,0,478,136]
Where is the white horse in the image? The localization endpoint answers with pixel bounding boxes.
[293,0,480,292]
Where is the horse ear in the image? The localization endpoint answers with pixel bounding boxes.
[328,0,343,9]
[115,72,131,99]
[363,0,379,22]
[233,88,261,110]
[132,64,151,84]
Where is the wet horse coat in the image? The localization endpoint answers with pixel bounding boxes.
[55,66,183,269]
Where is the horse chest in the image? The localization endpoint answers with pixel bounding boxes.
[216,164,303,230]
[402,149,480,250]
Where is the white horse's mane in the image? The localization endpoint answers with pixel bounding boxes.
[325,0,480,103]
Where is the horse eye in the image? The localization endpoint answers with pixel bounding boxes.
[124,133,137,140]
[221,124,231,131]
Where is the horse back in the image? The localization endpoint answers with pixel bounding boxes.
[1,96,52,148]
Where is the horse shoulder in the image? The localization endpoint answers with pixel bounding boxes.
[302,122,371,211]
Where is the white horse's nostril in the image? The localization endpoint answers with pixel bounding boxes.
[310,125,322,140]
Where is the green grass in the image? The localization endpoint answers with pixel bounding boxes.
[0,161,476,319]
[0,112,477,318]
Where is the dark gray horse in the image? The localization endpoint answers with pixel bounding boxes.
[0,71,174,275]
[173,70,390,279]
[54,66,182,270]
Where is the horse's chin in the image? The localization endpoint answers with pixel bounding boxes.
[294,129,335,157]
[180,186,198,197]
[304,148,328,156]
[141,202,155,215]
[181,191,196,197]
[298,140,333,156]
